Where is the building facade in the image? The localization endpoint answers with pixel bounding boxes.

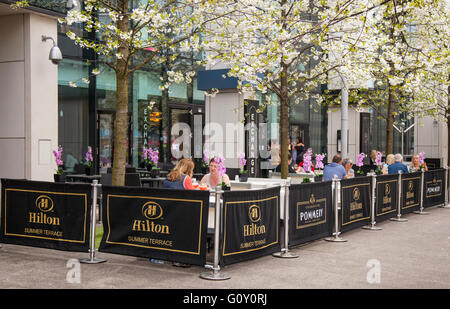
[0,1,446,183]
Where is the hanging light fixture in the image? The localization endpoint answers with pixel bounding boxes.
[42,35,63,65]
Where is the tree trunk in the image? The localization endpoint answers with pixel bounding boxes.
[161,65,169,163]
[112,71,129,186]
[280,64,289,179]
[111,0,129,186]
[385,84,395,155]
[279,1,289,179]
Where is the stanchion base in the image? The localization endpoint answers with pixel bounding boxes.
[272,251,299,259]
[324,237,347,242]
[362,225,382,230]
[438,204,450,209]
[79,258,107,264]
[390,217,408,222]
[413,210,430,215]
[199,271,231,281]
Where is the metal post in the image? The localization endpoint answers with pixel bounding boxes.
[414,169,429,215]
[390,171,408,222]
[80,180,107,264]
[439,166,450,208]
[362,173,382,230]
[200,185,231,280]
[273,178,299,258]
[325,176,347,242]
[341,86,348,159]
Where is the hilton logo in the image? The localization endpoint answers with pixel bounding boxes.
[36,195,54,212]
[353,188,360,201]
[249,205,261,223]
[142,201,163,220]
[383,184,392,204]
[29,195,60,226]
[244,204,265,237]
[406,180,415,199]
[132,201,169,234]
[385,184,391,195]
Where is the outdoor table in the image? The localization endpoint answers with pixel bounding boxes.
[140,177,166,188]
[65,174,101,183]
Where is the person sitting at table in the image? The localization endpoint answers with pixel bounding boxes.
[160,158,194,268]
[382,154,395,175]
[162,158,194,190]
[275,153,295,173]
[200,158,231,188]
[342,158,354,178]
[410,154,428,172]
[388,153,409,175]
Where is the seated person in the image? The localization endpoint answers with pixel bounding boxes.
[410,154,428,172]
[388,154,409,175]
[342,158,353,178]
[162,158,194,189]
[200,158,231,188]
[275,153,295,173]
[382,154,395,175]
[323,154,346,181]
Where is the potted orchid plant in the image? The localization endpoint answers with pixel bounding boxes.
[84,146,94,175]
[214,155,230,190]
[147,147,160,177]
[238,152,248,182]
[302,148,314,183]
[314,153,325,181]
[356,152,366,176]
[53,146,65,182]
[418,152,426,171]
[201,149,210,174]
[375,151,383,174]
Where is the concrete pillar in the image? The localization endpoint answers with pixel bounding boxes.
[0,12,58,181]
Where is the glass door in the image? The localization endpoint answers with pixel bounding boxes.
[98,112,114,170]
[170,108,191,162]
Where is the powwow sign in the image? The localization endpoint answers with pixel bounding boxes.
[99,186,209,266]
[340,176,371,232]
[0,179,91,252]
[220,187,280,266]
[375,174,398,222]
[423,169,446,208]
[401,172,421,214]
[288,181,333,245]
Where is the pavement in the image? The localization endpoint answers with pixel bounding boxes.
[1,205,450,289]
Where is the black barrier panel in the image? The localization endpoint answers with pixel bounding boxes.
[423,169,446,208]
[340,176,371,232]
[288,181,333,246]
[98,186,209,266]
[220,186,281,266]
[401,172,421,214]
[0,179,91,252]
[375,174,398,222]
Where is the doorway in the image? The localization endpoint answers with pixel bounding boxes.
[98,112,114,170]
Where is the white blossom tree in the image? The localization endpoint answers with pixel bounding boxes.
[399,0,449,163]
[14,0,228,185]
[345,0,447,155]
[203,0,388,178]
